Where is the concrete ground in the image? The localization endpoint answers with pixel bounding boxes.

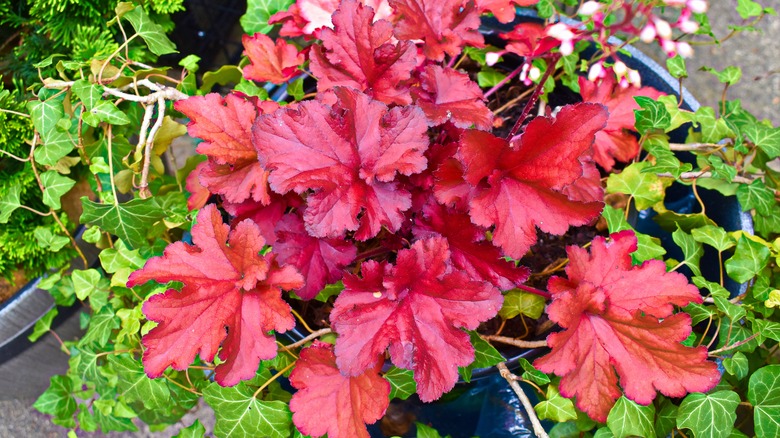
[1,1,778,437]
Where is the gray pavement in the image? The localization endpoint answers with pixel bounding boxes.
[1,1,778,437]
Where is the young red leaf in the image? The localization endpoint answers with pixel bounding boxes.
[459,103,608,259]
[390,0,484,61]
[175,93,275,205]
[476,0,540,24]
[274,212,357,300]
[289,341,390,438]
[126,205,304,386]
[309,0,417,105]
[579,75,664,171]
[185,161,210,210]
[413,201,529,290]
[242,33,304,84]
[411,65,493,130]
[253,87,429,240]
[268,3,309,38]
[298,0,394,34]
[331,236,503,401]
[534,231,721,422]
[499,22,559,58]
[222,192,300,246]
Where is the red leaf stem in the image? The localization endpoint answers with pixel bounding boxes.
[506,54,559,139]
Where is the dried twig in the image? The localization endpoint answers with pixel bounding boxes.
[138,97,165,198]
[484,335,548,349]
[497,362,549,438]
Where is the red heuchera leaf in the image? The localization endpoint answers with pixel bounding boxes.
[411,65,493,130]
[126,205,304,386]
[290,341,390,438]
[562,157,603,204]
[175,93,275,205]
[309,0,417,105]
[414,202,529,290]
[268,3,309,38]
[499,22,559,58]
[274,212,357,300]
[390,0,484,61]
[298,0,393,34]
[222,192,301,246]
[579,75,664,171]
[253,87,429,240]
[476,0,539,23]
[459,103,607,259]
[331,236,503,401]
[534,231,721,422]
[242,33,304,84]
[185,161,210,210]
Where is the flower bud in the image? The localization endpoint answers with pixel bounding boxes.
[578,1,602,16]
[640,25,657,43]
[628,69,642,87]
[485,52,502,66]
[588,62,604,82]
[613,60,627,76]
[654,19,673,40]
[528,66,541,81]
[676,41,693,58]
[679,19,699,33]
[688,0,708,13]
[546,23,575,41]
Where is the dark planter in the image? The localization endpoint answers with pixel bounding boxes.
[0,230,98,399]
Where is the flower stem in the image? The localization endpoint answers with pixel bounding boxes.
[506,56,559,140]
[515,283,552,300]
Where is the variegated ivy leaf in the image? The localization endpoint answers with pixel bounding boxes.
[124,6,178,56]
[606,162,671,211]
[535,385,577,423]
[677,391,739,438]
[747,365,780,438]
[41,171,75,210]
[203,382,292,438]
[606,396,655,438]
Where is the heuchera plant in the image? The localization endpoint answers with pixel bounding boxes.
[125,0,723,435]
[12,0,780,436]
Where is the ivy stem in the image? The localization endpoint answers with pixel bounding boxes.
[49,329,69,355]
[18,204,51,216]
[164,374,201,396]
[668,142,728,151]
[708,332,760,356]
[506,55,559,140]
[0,107,30,118]
[0,149,31,162]
[284,328,332,351]
[515,283,552,300]
[483,64,525,99]
[253,361,297,399]
[29,133,89,268]
[290,308,316,334]
[484,335,547,349]
[497,362,550,438]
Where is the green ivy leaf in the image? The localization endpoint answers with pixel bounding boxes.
[203,381,292,438]
[722,352,748,380]
[747,365,780,437]
[535,385,577,423]
[416,422,449,438]
[71,344,107,386]
[633,96,671,134]
[743,123,780,158]
[477,67,507,88]
[41,170,76,210]
[124,6,178,55]
[607,162,670,210]
[79,306,120,347]
[666,55,687,78]
[499,289,546,319]
[34,375,77,419]
[28,94,65,141]
[78,404,99,432]
[658,95,697,132]
[174,420,207,438]
[644,137,692,179]
[602,206,666,262]
[705,66,743,85]
[537,0,554,18]
[606,396,655,438]
[88,102,131,125]
[72,79,104,111]
[35,129,75,166]
[99,240,146,273]
[108,355,171,410]
[459,330,504,382]
[691,225,735,252]
[655,397,679,438]
[672,226,703,276]
[725,235,771,283]
[287,77,304,101]
[241,0,294,35]
[736,179,775,216]
[28,307,58,342]
[692,277,730,299]
[695,107,733,143]
[713,297,746,321]
[80,197,166,249]
[384,366,416,400]
[736,0,764,18]
[517,358,550,386]
[95,408,138,432]
[684,302,715,325]
[676,391,740,438]
[72,269,108,301]
[235,79,270,99]
[33,227,70,251]
[753,319,780,343]
[0,184,21,223]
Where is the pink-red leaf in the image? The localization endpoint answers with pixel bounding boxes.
[476,0,540,24]
[222,192,301,246]
[126,205,304,386]
[185,161,210,210]
[413,201,529,290]
[274,212,357,300]
[175,93,274,205]
[459,103,608,259]
[390,0,484,61]
[309,0,417,105]
[499,22,559,58]
[331,236,503,401]
[290,341,389,438]
[579,75,664,171]
[242,33,304,84]
[298,0,393,34]
[534,231,721,422]
[253,87,429,240]
[411,65,493,130]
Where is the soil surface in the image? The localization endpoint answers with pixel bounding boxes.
[0,270,28,305]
